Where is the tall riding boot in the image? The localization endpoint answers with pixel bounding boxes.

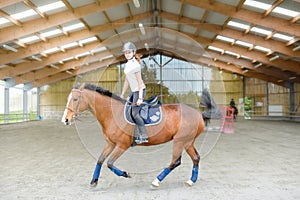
[136,125,148,144]
[134,115,148,144]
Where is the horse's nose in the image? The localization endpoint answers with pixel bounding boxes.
[64,118,69,125]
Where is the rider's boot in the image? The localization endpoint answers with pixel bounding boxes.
[133,115,148,144]
[131,126,140,146]
[136,125,148,144]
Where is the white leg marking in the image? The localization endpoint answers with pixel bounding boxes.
[151,178,160,188]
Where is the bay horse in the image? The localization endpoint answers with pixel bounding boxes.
[61,83,220,188]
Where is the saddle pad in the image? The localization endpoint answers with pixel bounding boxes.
[124,103,162,126]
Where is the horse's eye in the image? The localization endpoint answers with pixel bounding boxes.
[73,98,78,101]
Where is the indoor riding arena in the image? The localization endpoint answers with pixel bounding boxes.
[0,0,299,199]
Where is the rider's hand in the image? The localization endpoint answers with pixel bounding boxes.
[137,98,143,106]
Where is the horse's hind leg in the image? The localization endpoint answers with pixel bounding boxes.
[185,144,200,186]
[90,142,115,187]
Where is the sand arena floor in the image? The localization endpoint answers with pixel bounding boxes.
[0,118,299,200]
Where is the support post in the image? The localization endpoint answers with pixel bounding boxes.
[4,78,16,123]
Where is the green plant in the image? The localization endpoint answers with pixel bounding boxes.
[244,97,252,111]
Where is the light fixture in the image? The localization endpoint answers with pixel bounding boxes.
[254,63,263,68]
[269,55,279,61]
[289,76,296,80]
[133,0,140,8]
[3,44,18,52]
[66,70,72,75]
[242,69,249,73]
[139,23,145,35]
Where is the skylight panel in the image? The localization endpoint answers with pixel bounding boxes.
[225,51,240,57]
[235,40,253,48]
[244,0,271,10]
[0,17,9,25]
[61,42,78,49]
[63,23,85,32]
[75,52,90,58]
[208,46,224,53]
[273,33,294,41]
[40,29,62,38]
[19,35,40,43]
[79,37,97,45]
[250,27,272,36]
[101,55,114,60]
[38,1,65,13]
[216,35,235,43]
[241,55,252,61]
[62,56,75,62]
[273,7,299,18]
[254,45,271,53]
[43,47,60,54]
[92,46,107,54]
[11,9,37,20]
[227,21,250,30]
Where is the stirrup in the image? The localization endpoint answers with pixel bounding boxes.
[135,137,148,144]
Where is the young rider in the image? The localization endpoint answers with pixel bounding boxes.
[120,42,148,144]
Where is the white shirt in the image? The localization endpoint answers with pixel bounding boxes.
[124,58,145,92]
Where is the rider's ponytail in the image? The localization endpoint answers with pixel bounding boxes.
[135,54,141,64]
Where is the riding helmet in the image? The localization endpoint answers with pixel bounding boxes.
[122,42,136,53]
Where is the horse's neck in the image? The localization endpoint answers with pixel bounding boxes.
[86,90,124,128]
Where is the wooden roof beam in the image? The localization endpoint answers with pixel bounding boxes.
[0,0,132,44]
[0,0,23,9]
[0,12,151,65]
[178,0,299,37]
[0,10,22,26]
[263,0,284,18]
[159,11,300,58]
[32,57,120,87]
[23,0,47,19]
[0,42,100,79]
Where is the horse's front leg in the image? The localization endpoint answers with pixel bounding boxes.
[107,146,131,178]
[90,142,115,187]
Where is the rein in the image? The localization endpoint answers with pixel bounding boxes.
[66,89,84,117]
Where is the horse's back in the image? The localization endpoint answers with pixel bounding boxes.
[161,103,205,133]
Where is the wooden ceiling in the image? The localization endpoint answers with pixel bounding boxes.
[0,0,299,88]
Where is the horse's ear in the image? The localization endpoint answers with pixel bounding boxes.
[79,83,85,90]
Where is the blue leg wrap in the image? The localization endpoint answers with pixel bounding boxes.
[157,168,171,181]
[110,166,124,176]
[93,164,102,179]
[191,166,199,183]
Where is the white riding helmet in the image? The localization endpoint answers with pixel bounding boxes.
[122,42,136,53]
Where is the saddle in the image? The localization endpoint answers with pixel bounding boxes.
[124,95,162,126]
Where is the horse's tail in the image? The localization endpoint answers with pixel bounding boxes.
[200,88,223,121]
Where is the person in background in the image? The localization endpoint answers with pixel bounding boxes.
[120,42,148,144]
[230,98,235,107]
[230,98,238,119]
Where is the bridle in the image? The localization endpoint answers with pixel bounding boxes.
[66,89,84,118]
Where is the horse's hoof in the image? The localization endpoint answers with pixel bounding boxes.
[90,178,98,188]
[123,171,131,178]
[151,178,160,188]
[185,179,194,187]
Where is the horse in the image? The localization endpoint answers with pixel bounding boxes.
[61,83,221,188]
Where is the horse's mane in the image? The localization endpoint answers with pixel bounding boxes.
[75,83,126,104]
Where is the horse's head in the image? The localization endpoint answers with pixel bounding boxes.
[61,87,87,125]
